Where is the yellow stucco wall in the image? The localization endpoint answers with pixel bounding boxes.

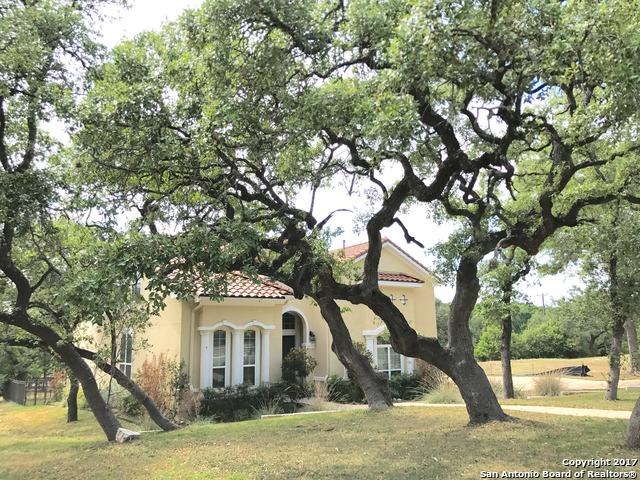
[102,243,437,388]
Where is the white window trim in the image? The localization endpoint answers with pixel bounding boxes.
[212,329,231,389]
[376,341,403,379]
[242,328,261,386]
[363,325,414,376]
[118,328,134,378]
[200,322,268,389]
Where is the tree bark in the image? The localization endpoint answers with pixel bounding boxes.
[6,315,122,441]
[440,257,509,422]
[606,321,625,401]
[626,395,640,448]
[501,289,515,399]
[315,295,393,411]
[76,347,180,431]
[450,356,510,423]
[606,253,624,401]
[67,375,79,423]
[356,255,510,423]
[625,319,640,375]
[54,342,121,440]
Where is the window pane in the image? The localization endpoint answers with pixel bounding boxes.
[212,368,225,388]
[282,313,296,330]
[377,346,388,370]
[213,330,226,367]
[243,366,255,385]
[244,330,256,365]
[119,334,127,363]
[123,364,131,378]
[390,350,402,370]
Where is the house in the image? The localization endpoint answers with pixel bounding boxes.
[111,239,438,389]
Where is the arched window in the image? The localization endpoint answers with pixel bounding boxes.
[119,330,133,378]
[376,336,402,378]
[212,330,229,388]
[243,330,257,385]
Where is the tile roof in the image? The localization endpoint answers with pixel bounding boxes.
[334,237,432,277]
[200,272,293,299]
[337,239,374,260]
[377,272,423,284]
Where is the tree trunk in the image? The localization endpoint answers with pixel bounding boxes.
[501,289,515,399]
[315,295,393,411]
[107,326,117,406]
[626,395,640,448]
[67,375,79,423]
[445,257,509,422]
[360,255,510,423]
[9,316,122,441]
[625,319,640,375]
[606,253,624,401]
[606,322,625,401]
[77,348,180,431]
[54,343,121,440]
[451,356,510,423]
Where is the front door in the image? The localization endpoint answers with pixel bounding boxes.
[282,312,301,360]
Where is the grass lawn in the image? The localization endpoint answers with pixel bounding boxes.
[1,400,638,480]
[479,355,640,380]
[501,388,640,411]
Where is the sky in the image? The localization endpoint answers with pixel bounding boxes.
[94,0,583,305]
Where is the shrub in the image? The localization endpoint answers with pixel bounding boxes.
[388,373,424,400]
[422,382,463,404]
[199,383,291,421]
[533,375,562,397]
[282,348,318,399]
[326,375,364,403]
[303,380,332,412]
[415,360,447,391]
[136,354,173,414]
[121,393,144,417]
[489,377,525,399]
[135,355,192,419]
[517,320,579,359]
[474,324,503,361]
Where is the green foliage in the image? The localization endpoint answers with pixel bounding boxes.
[325,373,423,403]
[474,317,580,360]
[120,393,143,417]
[281,347,318,400]
[474,324,505,362]
[325,375,363,404]
[388,373,425,400]
[199,383,294,422]
[518,320,579,359]
[435,299,449,345]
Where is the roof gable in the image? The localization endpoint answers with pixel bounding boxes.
[334,238,437,284]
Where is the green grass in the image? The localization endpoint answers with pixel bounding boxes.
[479,355,640,380]
[0,400,638,480]
[502,388,640,411]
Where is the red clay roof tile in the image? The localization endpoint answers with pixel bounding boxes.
[377,272,423,283]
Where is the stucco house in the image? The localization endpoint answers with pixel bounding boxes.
[113,239,437,390]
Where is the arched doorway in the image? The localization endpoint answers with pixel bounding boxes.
[282,311,305,361]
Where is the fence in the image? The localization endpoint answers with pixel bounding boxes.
[2,377,54,406]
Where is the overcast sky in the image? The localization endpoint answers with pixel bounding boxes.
[95,0,582,305]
